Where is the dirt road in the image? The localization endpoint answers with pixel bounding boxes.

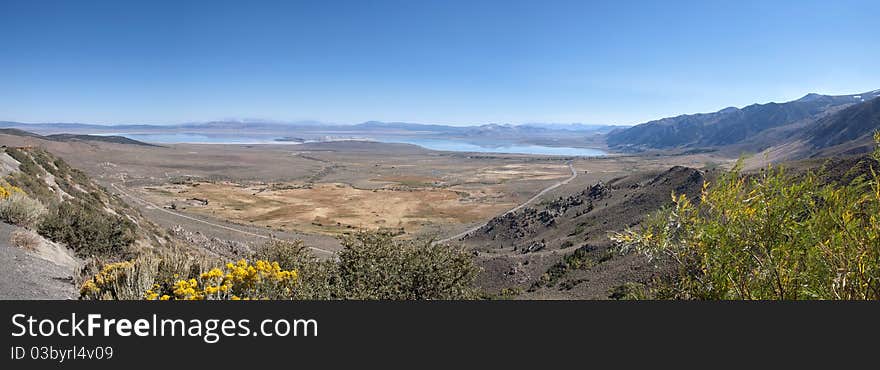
[110,182,339,257]
[436,161,578,244]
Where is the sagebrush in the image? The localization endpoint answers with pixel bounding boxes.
[80,232,480,300]
[0,187,46,228]
[39,201,136,258]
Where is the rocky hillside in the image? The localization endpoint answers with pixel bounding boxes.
[466,165,710,298]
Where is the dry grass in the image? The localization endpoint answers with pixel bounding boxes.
[10,229,41,251]
[142,181,517,235]
[134,159,580,237]
[475,164,570,182]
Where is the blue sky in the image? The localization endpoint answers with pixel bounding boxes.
[1,0,878,126]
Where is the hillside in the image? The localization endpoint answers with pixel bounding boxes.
[0,145,176,299]
[1,146,169,254]
[805,96,880,151]
[750,97,880,165]
[465,165,711,298]
[606,90,880,151]
[469,148,880,299]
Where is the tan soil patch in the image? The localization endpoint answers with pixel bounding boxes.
[474,164,570,183]
[141,182,516,235]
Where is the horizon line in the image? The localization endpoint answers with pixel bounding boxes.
[3,88,877,128]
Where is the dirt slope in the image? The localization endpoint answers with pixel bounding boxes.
[0,222,79,299]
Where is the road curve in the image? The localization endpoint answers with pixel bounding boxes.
[435,161,578,245]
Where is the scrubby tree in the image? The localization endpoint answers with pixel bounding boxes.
[612,133,880,300]
[336,232,479,300]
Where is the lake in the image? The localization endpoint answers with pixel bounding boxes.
[377,137,607,156]
[105,133,607,157]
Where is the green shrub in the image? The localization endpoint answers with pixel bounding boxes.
[253,233,481,299]
[3,147,43,177]
[252,239,341,299]
[612,143,880,299]
[39,201,136,258]
[336,232,479,300]
[0,192,46,228]
[253,239,311,270]
[532,247,595,290]
[608,282,648,300]
[490,287,524,300]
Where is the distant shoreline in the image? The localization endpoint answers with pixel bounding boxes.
[93,132,609,157]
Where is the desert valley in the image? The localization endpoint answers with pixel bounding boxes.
[4,3,880,369]
[2,88,878,299]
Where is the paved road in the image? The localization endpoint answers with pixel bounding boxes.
[435,161,578,245]
[110,182,338,256]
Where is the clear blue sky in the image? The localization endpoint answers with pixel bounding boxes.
[1,0,878,126]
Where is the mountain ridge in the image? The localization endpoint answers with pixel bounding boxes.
[606,89,880,152]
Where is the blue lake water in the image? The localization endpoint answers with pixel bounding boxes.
[108,133,284,145]
[105,133,607,157]
[377,138,607,156]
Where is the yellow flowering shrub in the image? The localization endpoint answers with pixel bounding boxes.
[146,259,298,300]
[0,179,44,228]
[0,180,25,199]
[80,261,136,300]
[77,254,164,300]
[80,234,479,301]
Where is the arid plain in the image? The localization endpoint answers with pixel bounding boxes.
[0,131,732,254]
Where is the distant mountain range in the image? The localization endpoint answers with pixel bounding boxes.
[3,89,878,159]
[606,89,880,157]
[0,120,618,135]
[0,120,617,149]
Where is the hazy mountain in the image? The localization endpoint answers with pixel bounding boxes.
[0,119,612,149]
[606,90,880,151]
[352,121,471,133]
[519,123,622,132]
